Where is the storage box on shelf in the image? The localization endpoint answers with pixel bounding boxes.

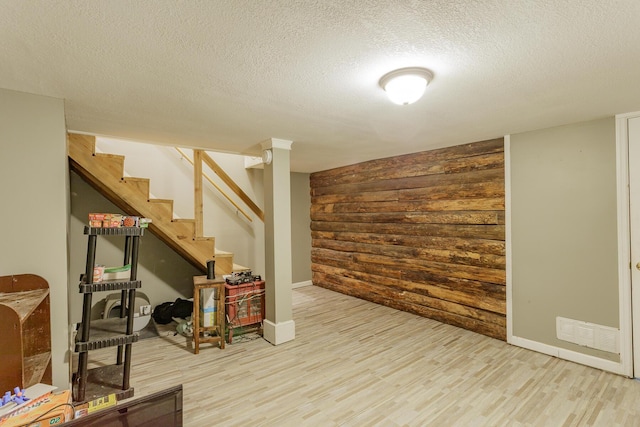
[224,280,265,343]
[0,389,73,427]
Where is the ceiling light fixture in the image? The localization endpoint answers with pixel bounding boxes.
[379,67,434,105]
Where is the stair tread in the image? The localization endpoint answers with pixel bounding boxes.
[95,153,125,161]
[233,263,251,272]
[196,237,215,242]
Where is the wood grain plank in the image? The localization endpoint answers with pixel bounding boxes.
[311,221,506,240]
[312,180,505,204]
[312,238,506,269]
[311,167,504,197]
[0,289,48,322]
[311,137,504,184]
[399,180,505,201]
[311,210,505,225]
[311,263,506,314]
[311,247,505,285]
[311,231,506,255]
[312,197,504,214]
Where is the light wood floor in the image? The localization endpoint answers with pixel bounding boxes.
[87,285,640,426]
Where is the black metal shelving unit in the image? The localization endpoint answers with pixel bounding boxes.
[73,226,144,403]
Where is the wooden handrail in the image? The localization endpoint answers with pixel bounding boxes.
[200,151,265,221]
[175,148,258,223]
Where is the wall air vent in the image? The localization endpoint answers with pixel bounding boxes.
[556,317,619,353]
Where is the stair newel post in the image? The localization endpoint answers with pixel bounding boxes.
[193,149,204,239]
[123,234,140,391]
[116,236,133,365]
[77,233,97,402]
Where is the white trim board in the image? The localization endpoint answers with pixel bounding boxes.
[504,135,513,343]
[617,111,640,378]
[510,335,626,376]
[263,319,295,345]
[292,280,312,289]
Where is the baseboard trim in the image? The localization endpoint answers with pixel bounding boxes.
[510,335,627,376]
[292,280,312,289]
[263,319,296,345]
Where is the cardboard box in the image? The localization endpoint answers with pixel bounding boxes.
[0,384,56,420]
[200,306,218,327]
[88,213,110,221]
[73,393,117,419]
[201,288,218,307]
[0,389,72,427]
[101,264,131,281]
[88,213,124,228]
[121,216,138,227]
[92,265,104,282]
[200,288,218,327]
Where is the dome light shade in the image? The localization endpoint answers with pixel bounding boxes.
[379,67,434,105]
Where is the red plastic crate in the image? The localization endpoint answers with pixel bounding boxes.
[224,280,265,328]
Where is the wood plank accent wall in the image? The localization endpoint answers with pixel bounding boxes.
[309,138,506,340]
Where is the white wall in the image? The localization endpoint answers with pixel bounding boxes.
[291,172,311,284]
[0,88,69,388]
[510,118,619,363]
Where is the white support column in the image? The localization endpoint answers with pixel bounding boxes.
[261,138,295,345]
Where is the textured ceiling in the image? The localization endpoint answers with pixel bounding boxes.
[2,0,640,172]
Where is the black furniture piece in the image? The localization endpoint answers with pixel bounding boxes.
[62,384,183,426]
[73,226,144,403]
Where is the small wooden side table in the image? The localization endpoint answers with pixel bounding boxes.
[192,275,225,354]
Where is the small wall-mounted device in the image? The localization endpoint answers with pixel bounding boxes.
[262,149,273,165]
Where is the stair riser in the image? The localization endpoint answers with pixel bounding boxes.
[120,179,150,199]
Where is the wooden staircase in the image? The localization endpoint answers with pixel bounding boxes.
[68,133,235,274]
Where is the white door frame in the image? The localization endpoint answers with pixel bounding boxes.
[618,111,640,377]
